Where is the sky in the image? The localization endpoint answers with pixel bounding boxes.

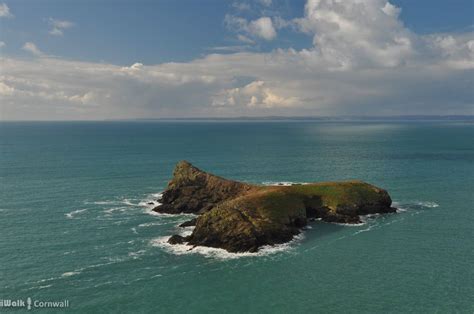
[0,0,473,120]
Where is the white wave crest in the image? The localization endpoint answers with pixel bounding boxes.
[262,181,308,186]
[61,271,80,277]
[89,198,141,207]
[178,226,195,237]
[65,208,88,219]
[138,221,173,228]
[138,192,163,208]
[103,206,129,214]
[128,249,147,259]
[416,201,439,208]
[150,233,305,260]
[393,200,439,212]
[138,200,161,208]
[352,224,375,235]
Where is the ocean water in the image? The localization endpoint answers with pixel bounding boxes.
[0,120,472,313]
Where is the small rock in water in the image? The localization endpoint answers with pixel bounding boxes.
[168,235,188,245]
[179,218,197,227]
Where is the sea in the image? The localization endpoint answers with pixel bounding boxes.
[0,120,472,313]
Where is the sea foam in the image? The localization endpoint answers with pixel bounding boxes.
[150,233,305,260]
[65,208,88,219]
[262,181,308,186]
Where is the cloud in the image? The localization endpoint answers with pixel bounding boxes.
[48,18,74,36]
[22,42,44,56]
[225,15,277,41]
[0,81,15,96]
[0,41,5,48]
[1,0,473,120]
[208,45,252,52]
[382,2,401,17]
[237,34,255,44]
[232,2,251,11]
[259,0,272,6]
[248,17,277,40]
[295,0,414,68]
[212,80,299,108]
[0,3,13,18]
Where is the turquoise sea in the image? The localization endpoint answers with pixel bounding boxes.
[0,120,473,313]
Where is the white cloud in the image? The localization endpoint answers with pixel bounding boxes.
[259,0,272,7]
[382,2,401,17]
[48,18,74,36]
[237,34,255,44]
[0,81,15,96]
[249,17,277,40]
[22,42,44,56]
[225,15,277,41]
[0,41,5,48]
[0,3,13,18]
[1,0,473,120]
[232,2,251,11]
[213,80,299,108]
[208,45,252,52]
[296,0,414,68]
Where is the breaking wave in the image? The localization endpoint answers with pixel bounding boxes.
[262,181,308,186]
[65,208,88,219]
[393,200,439,212]
[150,233,305,260]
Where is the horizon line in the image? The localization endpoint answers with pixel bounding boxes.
[1,115,473,122]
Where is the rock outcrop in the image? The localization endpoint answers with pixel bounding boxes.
[153,161,396,253]
[154,161,256,214]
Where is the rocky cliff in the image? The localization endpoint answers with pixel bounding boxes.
[155,161,256,214]
[154,161,396,252]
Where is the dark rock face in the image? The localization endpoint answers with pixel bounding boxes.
[156,161,397,253]
[167,235,189,245]
[154,161,255,214]
[179,218,197,227]
[187,206,301,253]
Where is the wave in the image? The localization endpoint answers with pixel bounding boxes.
[150,233,305,260]
[138,221,174,228]
[87,192,165,218]
[178,226,195,237]
[138,200,161,209]
[37,284,52,289]
[393,200,439,212]
[122,199,140,206]
[61,271,80,277]
[65,208,88,219]
[88,200,118,205]
[352,224,376,235]
[128,249,147,260]
[334,221,366,227]
[57,260,128,282]
[88,198,143,207]
[138,192,163,208]
[103,206,130,214]
[416,201,439,208]
[262,181,308,186]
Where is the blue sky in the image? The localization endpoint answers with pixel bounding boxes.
[1,0,472,64]
[0,0,473,119]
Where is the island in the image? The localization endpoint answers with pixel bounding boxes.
[153,161,396,253]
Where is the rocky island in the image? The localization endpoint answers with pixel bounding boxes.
[153,161,396,253]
